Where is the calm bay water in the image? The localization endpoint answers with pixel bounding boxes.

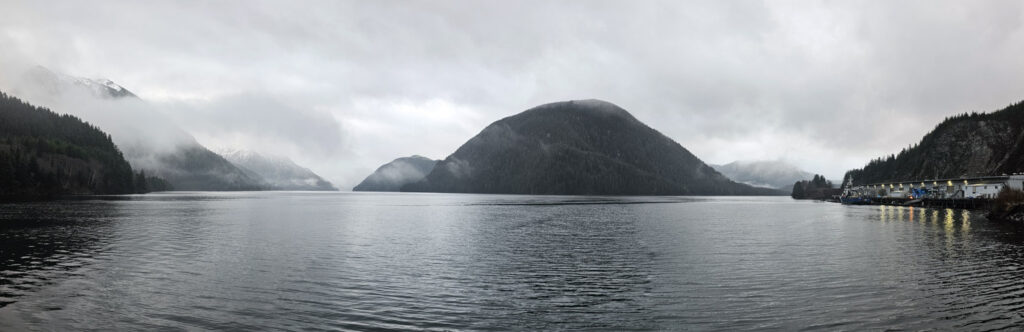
[1,192,1024,330]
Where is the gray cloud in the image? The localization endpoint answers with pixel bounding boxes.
[2,0,1024,186]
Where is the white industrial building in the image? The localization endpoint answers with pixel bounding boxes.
[845,174,1024,199]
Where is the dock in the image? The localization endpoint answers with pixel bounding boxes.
[840,174,1024,210]
[872,197,994,209]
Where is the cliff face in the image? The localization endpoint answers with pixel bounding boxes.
[844,101,1024,185]
[404,99,779,196]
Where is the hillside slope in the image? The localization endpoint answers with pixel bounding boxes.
[7,66,265,191]
[354,155,438,192]
[844,101,1024,185]
[0,91,141,199]
[220,149,336,191]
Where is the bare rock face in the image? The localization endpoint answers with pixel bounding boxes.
[403,99,780,196]
[845,101,1024,185]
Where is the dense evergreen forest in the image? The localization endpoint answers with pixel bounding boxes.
[0,91,168,200]
[844,101,1024,186]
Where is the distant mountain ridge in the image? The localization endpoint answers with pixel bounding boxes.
[844,100,1024,186]
[145,145,263,191]
[219,149,336,191]
[404,99,781,195]
[711,160,815,190]
[353,155,438,192]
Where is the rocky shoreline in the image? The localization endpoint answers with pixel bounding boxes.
[988,205,1024,223]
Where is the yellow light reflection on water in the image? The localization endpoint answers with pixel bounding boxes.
[909,206,915,222]
[931,209,939,226]
[944,209,955,232]
[879,205,887,222]
[897,206,904,222]
[944,208,955,251]
[961,210,971,233]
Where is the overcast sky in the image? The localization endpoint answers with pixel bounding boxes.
[2,0,1024,188]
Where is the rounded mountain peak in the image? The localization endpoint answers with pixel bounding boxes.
[525,99,637,121]
[403,99,776,195]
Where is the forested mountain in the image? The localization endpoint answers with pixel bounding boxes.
[220,149,336,191]
[144,146,263,191]
[0,91,165,199]
[6,66,265,191]
[403,99,781,195]
[353,155,438,192]
[844,101,1024,186]
[712,160,814,190]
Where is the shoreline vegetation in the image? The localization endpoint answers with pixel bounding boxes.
[988,187,1024,222]
[790,174,840,200]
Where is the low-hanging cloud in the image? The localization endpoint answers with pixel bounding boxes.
[0,63,198,156]
[2,0,1024,185]
[158,94,348,158]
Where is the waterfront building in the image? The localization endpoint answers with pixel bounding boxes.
[844,174,1024,199]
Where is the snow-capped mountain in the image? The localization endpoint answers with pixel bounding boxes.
[711,160,815,190]
[218,149,337,191]
[18,65,136,99]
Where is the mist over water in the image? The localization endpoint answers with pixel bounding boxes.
[1,193,1023,330]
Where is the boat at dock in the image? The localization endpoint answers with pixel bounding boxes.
[839,196,872,205]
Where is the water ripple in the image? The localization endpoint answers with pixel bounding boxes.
[1,193,1024,330]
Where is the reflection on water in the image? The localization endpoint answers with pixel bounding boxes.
[877,205,984,259]
[878,206,971,234]
[962,210,971,233]
[2,193,1024,330]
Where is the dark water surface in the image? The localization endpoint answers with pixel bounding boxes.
[2,192,1024,331]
